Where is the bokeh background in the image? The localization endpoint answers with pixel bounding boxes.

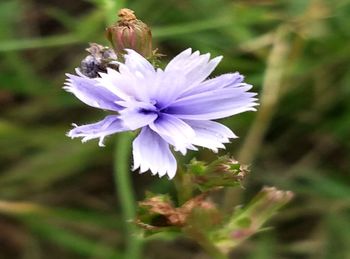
[0,0,349,258]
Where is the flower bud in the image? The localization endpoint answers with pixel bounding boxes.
[212,186,294,253]
[106,8,152,58]
[136,193,220,232]
[80,43,117,78]
[189,156,249,191]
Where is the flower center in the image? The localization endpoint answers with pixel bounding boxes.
[137,99,166,116]
[139,108,159,115]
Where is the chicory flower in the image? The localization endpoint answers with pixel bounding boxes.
[64,49,258,179]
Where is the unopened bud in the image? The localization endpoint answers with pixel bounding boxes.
[137,193,220,231]
[106,8,152,58]
[213,186,294,253]
[214,157,249,181]
[190,156,248,191]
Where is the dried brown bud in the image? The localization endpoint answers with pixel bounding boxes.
[80,43,117,78]
[137,193,220,230]
[106,8,152,58]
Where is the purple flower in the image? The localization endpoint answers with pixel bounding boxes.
[64,49,258,179]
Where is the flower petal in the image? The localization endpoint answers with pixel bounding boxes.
[64,72,122,111]
[97,50,155,103]
[184,120,237,152]
[148,69,187,108]
[124,49,155,75]
[97,68,142,103]
[119,108,158,130]
[166,87,258,120]
[179,72,245,98]
[149,114,196,154]
[133,127,177,179]
[165,48,222,90]
[165,48,193,71]
[67,115,127,147]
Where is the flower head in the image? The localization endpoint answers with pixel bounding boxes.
[64,49,258,179]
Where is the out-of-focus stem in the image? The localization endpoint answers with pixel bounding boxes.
[238,31,275,53]
[216,187,294,253]
[223,25,290,211]
[114,132,142,259]
[0,34,80,52]
[174,168,193,205]
[0,200,47,215]
[239,25,289,164]
[184,227,228,259]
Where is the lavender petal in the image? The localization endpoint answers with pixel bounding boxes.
[119,108,158,130]
[165,48,222,88]
[67,115,127,147]
[179,72,245,98]
[124,49,155,75]
[167,87,258,120]
[132,127,177,179]
[64,72,122,111]
[184,120,238,152]
[149,114,195,154]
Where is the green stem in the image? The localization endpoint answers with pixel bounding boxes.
[0,34,81,52]
[173,167,193,205]
[184,227,228,259]
[222,25,290,212]
[113,132,142,259]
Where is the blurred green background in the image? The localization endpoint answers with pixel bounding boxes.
[0,0,349,258]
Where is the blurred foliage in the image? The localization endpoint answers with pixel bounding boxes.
[0,0,349,258]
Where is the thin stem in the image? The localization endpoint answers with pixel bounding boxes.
[113,132,142,259]
[238,25,290,164]
[173,167,193,205]
[223,25,290,212]
[0,34,81,52]
[184,227,228,259]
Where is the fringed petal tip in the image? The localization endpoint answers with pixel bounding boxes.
[233,71,244,80]
[66,116,127,147]
[132,127,177,179]
[173,144,198,156]
[211,55,223,64]
[98,137,106,147]
[181,120,239,153]
[66,129,106,147]
[66,123,78,138]
[64,68,85,80]
[133,166,176,180]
